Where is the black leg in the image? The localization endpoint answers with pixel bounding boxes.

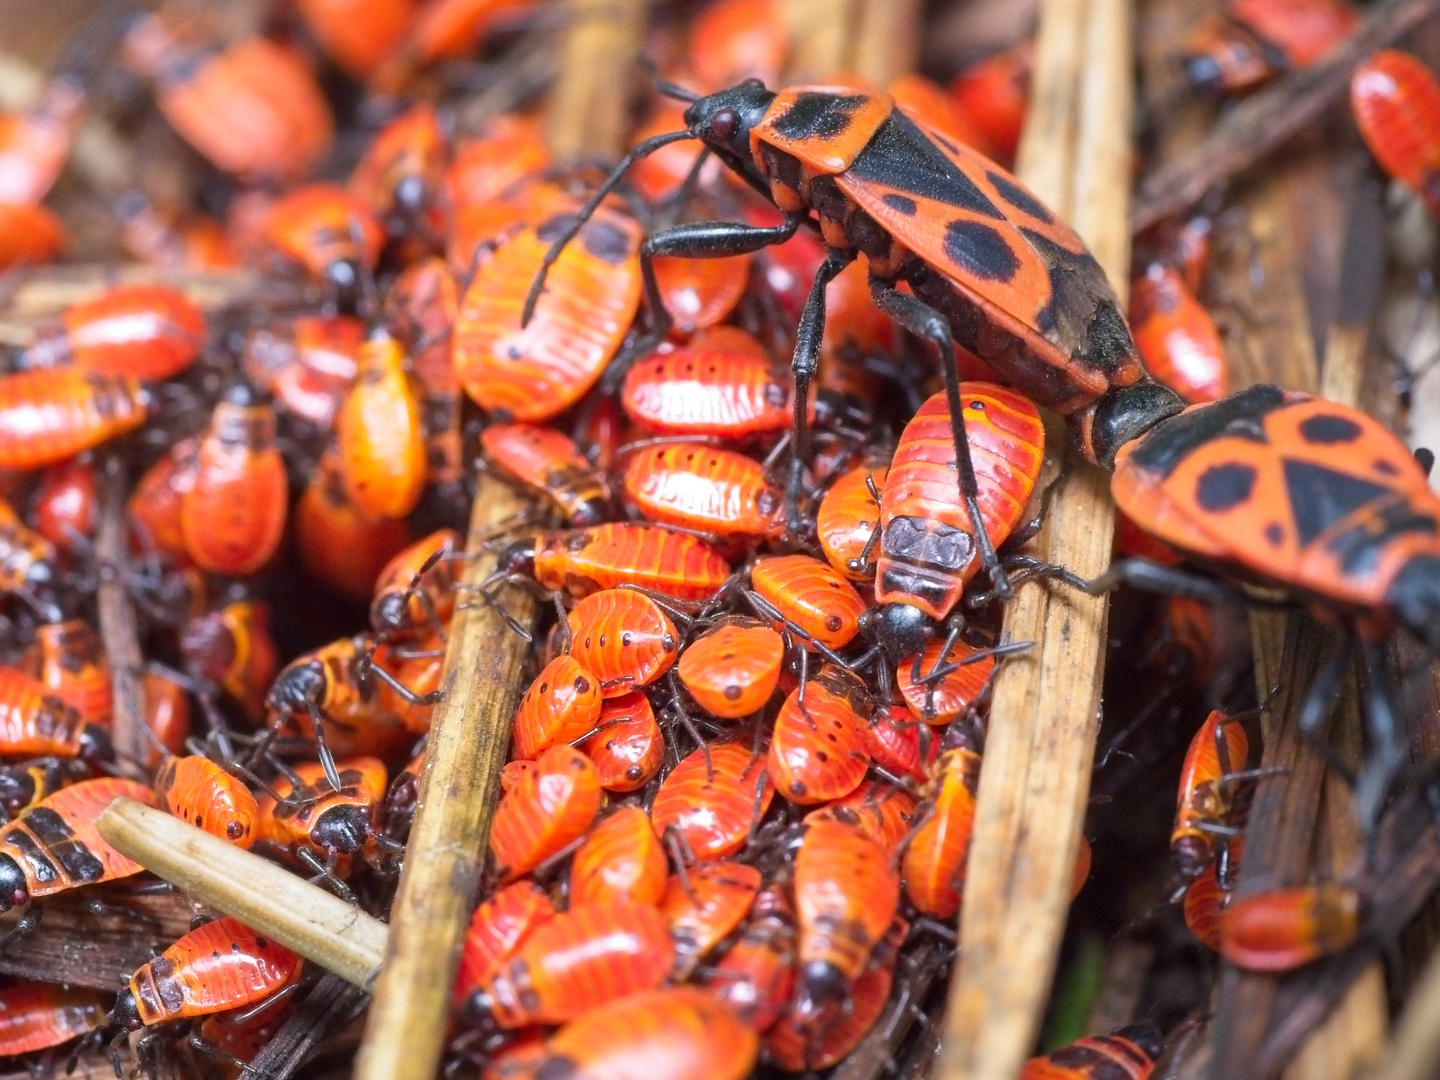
[1295,633,1355,785]
[787,252,855,538]
[1356,638,1407,832]
[598,216,805,395]
[868,277,1010,598]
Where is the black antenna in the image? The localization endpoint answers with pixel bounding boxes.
[640,56,701,103]
[520,129,694,327]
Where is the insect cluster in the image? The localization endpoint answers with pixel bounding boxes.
[0,0,1437,1077]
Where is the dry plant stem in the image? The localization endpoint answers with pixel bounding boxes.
[247,973,369,1080]
[779,0,861,82]
[852,0,921,85]
[95,455,146,774]
[1132,0,1440,232]
[0,264,305,328]
[95,798,389,987]
[544,0,648,163]
[352,477,537,1080]
[939,2,1131,1078]
[1085,940,1154,1037]
[1364,937,1440,1080]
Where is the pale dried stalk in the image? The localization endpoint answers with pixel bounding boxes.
[544,0,649,163]
[95,798,388,987]
[353,478,536,1080]
[852,0,922,85]
[780,0,861,82]
[938,2,1132,1078]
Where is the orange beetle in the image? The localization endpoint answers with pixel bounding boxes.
[255,757,390,875]
[1183,0,1357,94]
[1352,49,1440,216]
[481,423,612,526]
[766,915,906,1071]
[155,755,259,848]
[1129,262,1227,405]
[454,200,642,421]
[650,741,774,860]
[0,778,156,912]
[128,439,196,562]
[243,314,363,429]
[350,102,449,239]
[687,0,787,91]
[499,522,731,602]
[454,880,555,1005]
[654,246,752,335]
[32,457,97,555]
[1019,1025,1163,1080]
[676,618,783,718]
[580,691,664,792]
[567,588,680,697]
[21,619,111,728]
[1219,883,1360,972]
[821,781,919,855]
[181,386,288,576]
[489,744,602,883]
[705,883,796,1031]
[493,987,757,1080]
[0,203,66,269]
[1185,838,1243,951]
[337,330,427,520]
[512,654,603,760]
[264,185,383,307]
[23,284,205,381]
[446,115,550,210]
[472,899,674,1028]
[140,672,192,772]
[0,665,109,764]
[370,528,461,644]
[623,443,784,540]
[949,42,1033,166]
[816,454,888,580]
[861,703,939,783]
[296,449,412,601]
[751,553,866,651]
[0,370,148,472]
[621,333,800,438]
[569,805,667,907]
[895,637,998,724]
[113,916,302,1029]
[0,983,106,1056]
[793,810,900,1021]
[902,727,983,919]
[181,599,280,723]
[123,14,333,182]
[296,0,414,79]
[768,666,872,805]
[661,860,761,976]
[372,0,538,94]
[0,76,86,206]
[1172,709,1249,878]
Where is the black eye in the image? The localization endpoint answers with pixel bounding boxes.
[711,108,738,141]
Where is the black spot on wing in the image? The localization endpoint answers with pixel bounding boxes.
[944,221,1020,283]
[882,193,918,215]
[1298,413,1363,445]
[580,219,634,264]
[1194,462,1256,513]
[986,170,1055,223]
[771,92,868,141]
[1283,458,1391,549]
[848,112,1003,219]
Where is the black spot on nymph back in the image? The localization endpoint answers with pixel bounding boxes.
[882,193,917,215]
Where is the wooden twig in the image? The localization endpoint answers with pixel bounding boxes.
[246,974,369,1080]
[544,0,648,163]
[95,798,388,988]
[1364,928,1440,1080]
[0,264,307,329]
[938,2,1132,1078]
[95,455,146,774]
[852,0,922,85]
[1132,0,1440,231]
[352,476,536,1080]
